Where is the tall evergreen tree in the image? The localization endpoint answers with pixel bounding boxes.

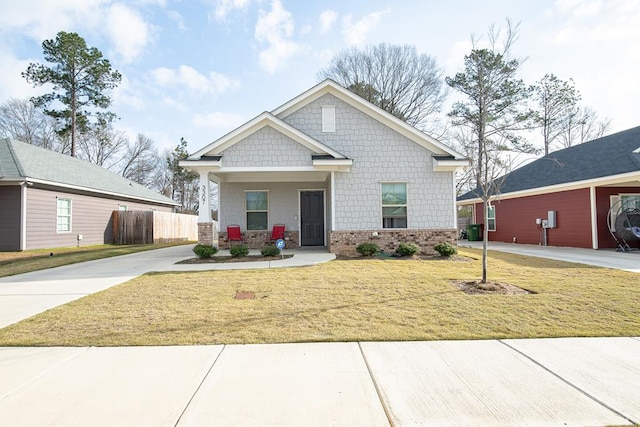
[22,31,121,157]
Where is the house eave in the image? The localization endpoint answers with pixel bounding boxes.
[9,176,179,206]
[312,158,353,171]
[433,158,469,172]
[456,170,640,205]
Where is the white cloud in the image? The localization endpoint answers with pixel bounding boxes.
[112,74,145,110]
[0,0,105,41]
[167,10,187,31]
[192,111,246,130]
[0,47,46,101]
[319,10,337,34]
[106,3,154,64]
[341,9,389,46]
[149,65,240,95]
[254,0,303,74]
[213,0,251,21]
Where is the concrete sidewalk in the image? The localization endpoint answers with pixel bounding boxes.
[0,338,638,426]
[459,240,640,273]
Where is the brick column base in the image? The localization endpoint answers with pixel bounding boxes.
[197,222,214,246]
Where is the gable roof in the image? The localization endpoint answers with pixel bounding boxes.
[272,79,466,160]
[188,111,348,160]
[0,139,178,206]
[187,79,467,167]
[458,126,640,202]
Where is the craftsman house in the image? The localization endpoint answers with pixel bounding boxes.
[180,79,468,255]
[0,139,178,251]
[457,126,640,249]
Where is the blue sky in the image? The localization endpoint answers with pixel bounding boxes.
[0,0,638,153]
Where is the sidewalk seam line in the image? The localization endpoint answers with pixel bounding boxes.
[174,344,227,427]
[0,346,90,401]
[357,342,394,427]
[498,340,637,425]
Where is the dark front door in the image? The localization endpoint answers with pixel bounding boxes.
[300,191,324,246]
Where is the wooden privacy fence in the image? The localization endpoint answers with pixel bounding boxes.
[112,210,203,244]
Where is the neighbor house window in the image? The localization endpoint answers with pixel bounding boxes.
[322,106,335,132]
[487,205,496,231]
[621,194,640,210]
[381,183,407,228]
[56,198,72,232]
[246,191,268,230]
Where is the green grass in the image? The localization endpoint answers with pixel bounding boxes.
[0,242,193,278]
[0,248,638,346]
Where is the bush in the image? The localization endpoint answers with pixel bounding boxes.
[230,244,249,257]
[192,244,218,259]
[356,242,379,257]
[261,245,280,257]
[395,242,420,257]
[434,242,457,257]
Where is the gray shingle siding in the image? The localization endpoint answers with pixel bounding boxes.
[282,93,454,230]
[221,126,313,167]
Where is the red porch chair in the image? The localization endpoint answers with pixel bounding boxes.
[226,224,243,246]
[266,224,285,245]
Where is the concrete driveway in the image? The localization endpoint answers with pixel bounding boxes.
[459,240,640,273]
[0,245,194,328]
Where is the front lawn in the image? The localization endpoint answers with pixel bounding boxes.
[0,248,638,346]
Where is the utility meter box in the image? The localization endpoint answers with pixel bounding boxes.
[547,210,557,228]
[542,219,549,228]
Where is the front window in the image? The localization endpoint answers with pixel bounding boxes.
[382,183,407,228]
[246,191,268,230]
[57,198,72,232]
[487,205,496,231]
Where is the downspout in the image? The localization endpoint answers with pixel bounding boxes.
[589,186,599,249]
[20,181,28,250]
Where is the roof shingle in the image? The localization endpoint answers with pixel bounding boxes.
[0,139,177,206]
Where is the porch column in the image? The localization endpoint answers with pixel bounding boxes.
[198,171,212,223]
[197,171,214,246]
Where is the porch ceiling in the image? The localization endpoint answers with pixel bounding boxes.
[210,170,330,183]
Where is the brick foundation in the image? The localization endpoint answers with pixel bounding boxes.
[218,230,299,249]
[197,223,215,246]
[329,229,457,256]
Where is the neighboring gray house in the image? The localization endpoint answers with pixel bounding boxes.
[180,80,468,255]
[0,139,178,251]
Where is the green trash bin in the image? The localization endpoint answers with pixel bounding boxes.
[467,224,483,241]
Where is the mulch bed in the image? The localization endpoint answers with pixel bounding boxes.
[452,280,534,295]
[336,254,474,262]
[177,255,294,264]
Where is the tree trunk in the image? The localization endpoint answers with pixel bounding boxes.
[482,199,489,283]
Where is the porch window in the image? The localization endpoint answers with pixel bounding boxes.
[246,191,268,230]
[381,183,407,228]
[56,198,72,233]
[487,205,496,231]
